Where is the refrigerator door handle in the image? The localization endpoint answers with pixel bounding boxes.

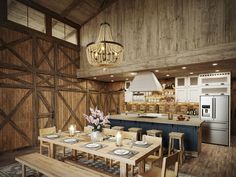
[212,98,216,119]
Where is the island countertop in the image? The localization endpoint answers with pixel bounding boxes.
[109,114,204,127]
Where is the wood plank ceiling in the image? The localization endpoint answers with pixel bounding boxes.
[31,0,118,25]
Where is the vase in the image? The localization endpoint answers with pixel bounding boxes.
[90,131,103,143]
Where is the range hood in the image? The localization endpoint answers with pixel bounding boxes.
[128,71,162,92]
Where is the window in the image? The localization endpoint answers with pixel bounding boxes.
[7,0,77,45]
[52,18,77,45]
[7,0,46,33]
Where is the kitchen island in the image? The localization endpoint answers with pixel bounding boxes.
[109,114,204,157]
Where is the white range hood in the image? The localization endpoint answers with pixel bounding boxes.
[129,71,162,92]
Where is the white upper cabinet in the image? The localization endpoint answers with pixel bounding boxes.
[175,76,199,103]
[199,72,231,95]
[175,77,187,88]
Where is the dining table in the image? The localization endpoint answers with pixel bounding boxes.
[38,131,161,177]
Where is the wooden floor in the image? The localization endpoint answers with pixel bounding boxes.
[0,136,236,177]
[181,136,236,177]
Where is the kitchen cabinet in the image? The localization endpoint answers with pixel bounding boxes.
[175,88,188,102]
[175,76,199,103]
[199,72,231,96]
[175,77,187,88]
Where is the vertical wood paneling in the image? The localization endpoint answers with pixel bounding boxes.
[80,0,236,73]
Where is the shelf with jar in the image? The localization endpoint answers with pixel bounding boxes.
[145,89,175,103]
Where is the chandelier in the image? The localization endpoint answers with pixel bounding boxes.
[86,22,123,67]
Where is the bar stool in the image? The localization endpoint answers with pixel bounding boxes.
[168,132,185,165]
[146,129,163,137]
[112,126,124,131]
[128,127,142,140]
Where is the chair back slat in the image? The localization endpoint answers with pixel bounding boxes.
[121,131,137,140]
[39,126,56,136]
[102,128,118,136]
[161,152,179,177]
[144,135,163,157]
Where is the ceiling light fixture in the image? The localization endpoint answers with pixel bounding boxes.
[110,75,114,77]
[125,78,129,81]
[111,80,114,82]
[182,66,187,69]
[93,77,97,79]
[215,70,220,72]
[86,23,123,67]
[166,74,170,77]
[212,63,218,66]
[155,70,159,72]
[189,72,194,75]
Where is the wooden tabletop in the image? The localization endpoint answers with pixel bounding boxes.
[38,132,160,177]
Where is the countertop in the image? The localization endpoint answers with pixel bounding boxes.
[109,113,204,127]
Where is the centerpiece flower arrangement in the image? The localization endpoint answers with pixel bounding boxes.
[83,107,110,132]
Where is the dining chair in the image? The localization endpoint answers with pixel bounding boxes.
[102,128,118,137]
[144,135,163,167]
[121,131,137,141]
[138,152,179,177]
[39,126,56,157]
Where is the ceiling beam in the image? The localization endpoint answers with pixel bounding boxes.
[60,0,84,18]
[81,0,118,26]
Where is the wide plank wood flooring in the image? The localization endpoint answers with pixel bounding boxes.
[0,136,236,177]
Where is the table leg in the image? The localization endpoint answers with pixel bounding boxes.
[120,162,128,177]
[138,160,145,174]
[49,143,55,158]
[72,149,77,160]
[22,164,26,177]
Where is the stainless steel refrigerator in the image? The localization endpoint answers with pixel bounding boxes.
[200,95,230,146]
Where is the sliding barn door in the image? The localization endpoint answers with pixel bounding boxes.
[0,27,34,151]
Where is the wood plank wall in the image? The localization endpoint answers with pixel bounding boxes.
[0,26,124,152]
[80,0,236,77]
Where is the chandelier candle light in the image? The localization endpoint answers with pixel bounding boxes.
[86,23,123,67]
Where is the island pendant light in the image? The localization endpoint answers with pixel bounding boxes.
[86,22,123,67]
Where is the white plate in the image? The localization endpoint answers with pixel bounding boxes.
[134,141,147,145]
[86,143,100,148]
[114,149,130,155]
[64,138,77,143]
[46,134,59,139]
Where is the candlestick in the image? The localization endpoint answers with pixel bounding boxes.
[116,131,122,146]
[69,124,75,136]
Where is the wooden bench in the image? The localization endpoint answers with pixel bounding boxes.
[15,153,109,177]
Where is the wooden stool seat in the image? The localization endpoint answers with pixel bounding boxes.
[169,132,184,139]
[168,132,185,165]
[147,129,163,137]
[112,126,124,131]
[128,127,142,140]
